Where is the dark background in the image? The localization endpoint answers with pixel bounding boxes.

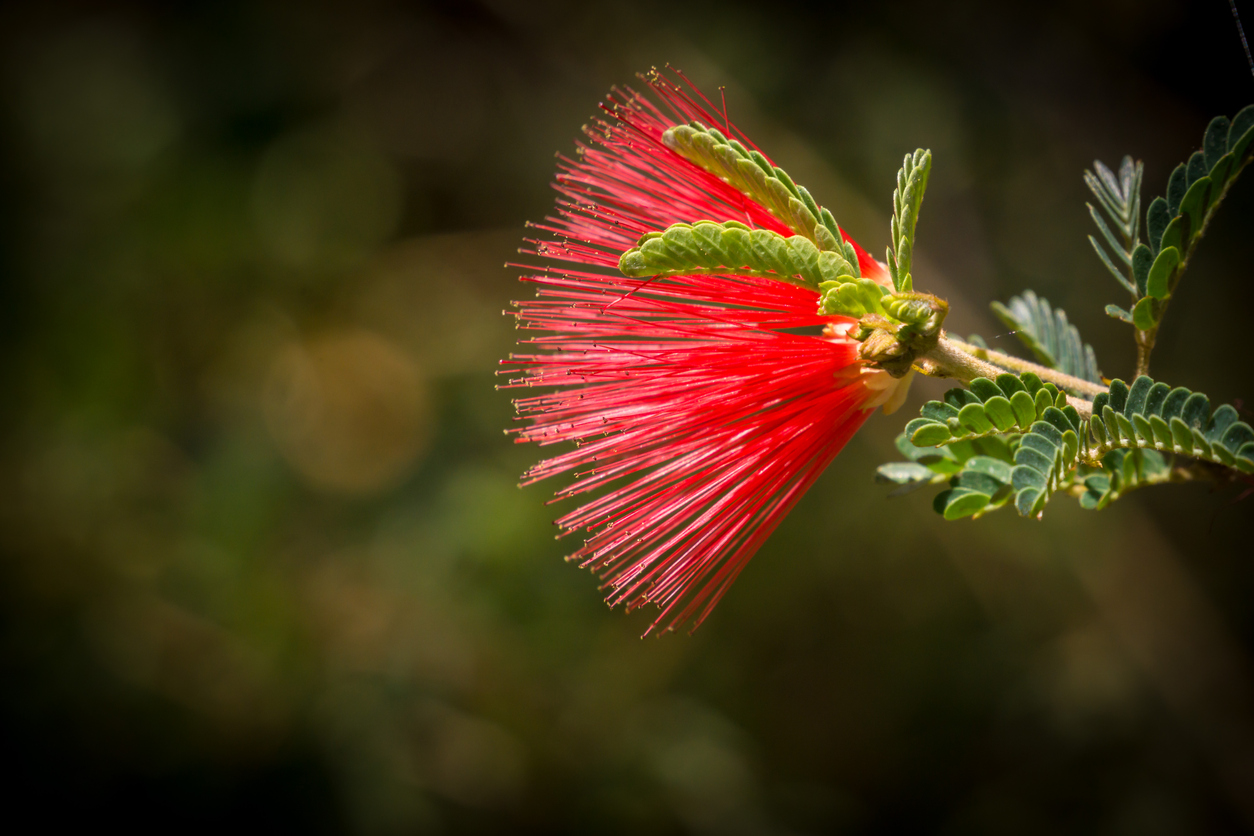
[1,0,1253,832]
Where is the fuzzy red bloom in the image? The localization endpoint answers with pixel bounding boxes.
[502,71,907,634]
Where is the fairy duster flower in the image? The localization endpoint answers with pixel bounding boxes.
[501,70,912,634]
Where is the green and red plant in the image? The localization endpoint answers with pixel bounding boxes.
[502,69,1254,634]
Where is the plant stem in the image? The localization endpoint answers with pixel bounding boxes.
[915,336,1100,418]
[1134,325,1156,378]
[939,337,1108,397]
[913,336,1007,382]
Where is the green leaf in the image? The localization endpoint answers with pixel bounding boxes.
[875,462,943,497]
[1082,447,1173,509]
[1166,163,1187,215]
[1085,157,1140,232]
[1088,236,1136,293]
[989,290,1103,384]
[619,221,858,291]
[945,388,982,409]
[1009,391,1038,427]
[1087,161,1132,231]
[1108,103,1254,338]
[662,123,853,259]
[924,456,963,475]
[921,402,959,423]
[1181,392,1210,430]
[1158,215,1187,259]
[1186,150,1208,185]
[876,462,934,483]
[1206,405,1240,444]
[1014,488,1042,516]
[818,277,891,318]
[1145,246,1179,299]
[943,486,993,518]
[1176,176,1211,243]
[954,470,1004,496]
[1108,379,1129,411]
[1084,155,1143,294]
[911,423,953,447]
[1161,407,1192,441]
[1161,387,1189,421]
[1233,105,1254,151]
[887,149,932,293]
[967,378,1000,401]
[1227,424,1254,454]
[883,373,1254,519]
[971,436,1016,462]
[958,402,994,434]
[879,434,989,499]
[895,433,932,461]
[1042,406,1077,435]
[983,396,1017,432]
[1144,381,1170,415]
[1085,376,1254,476]
[1149,415,1173,447]
[1131,296,1157,329]
[995,373,1026,395]
[902,373,1061,447]
[1212,155,1237,202]
[886,376,1076,518]
[938,488,992,520]
[963,455,1013,484]
[1105,304,1133,323]
[1087,204,1129,264]
[1125,375,1150,413]
[1009,417,1079,518]
[1130,244,1152,296]
[1015,446,1053,475]
[1147,196,1171,254]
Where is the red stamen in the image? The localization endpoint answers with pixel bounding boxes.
[502,74,889,634]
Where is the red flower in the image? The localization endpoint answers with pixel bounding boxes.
[502,71,909,634]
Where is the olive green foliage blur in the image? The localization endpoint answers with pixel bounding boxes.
[1,1,1253,833]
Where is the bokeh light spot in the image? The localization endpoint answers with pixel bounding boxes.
[263,330,428,494]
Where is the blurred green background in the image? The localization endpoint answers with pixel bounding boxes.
[2,0,1253,832]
